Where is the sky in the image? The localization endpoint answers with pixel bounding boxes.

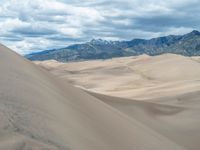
[0,0,199,54]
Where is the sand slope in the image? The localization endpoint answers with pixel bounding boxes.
[35,54,200,100]
[90,91,200,150]
[0,45,189,149]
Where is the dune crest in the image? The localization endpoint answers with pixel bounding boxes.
[35,54,200,100]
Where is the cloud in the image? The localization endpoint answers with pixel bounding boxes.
[0,0,199,54]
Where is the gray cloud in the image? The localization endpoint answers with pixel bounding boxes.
[0,0,199,54]
[11,26,57,37]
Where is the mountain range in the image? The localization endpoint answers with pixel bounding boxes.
[26,30,200,62]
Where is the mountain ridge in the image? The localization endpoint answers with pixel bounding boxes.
[26,30,200,62]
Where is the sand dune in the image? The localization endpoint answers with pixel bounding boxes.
[0,45,192,149]
[192,56,200,63]
[89,91,200,150]
[35,54,200,100]
[34,53,200,150]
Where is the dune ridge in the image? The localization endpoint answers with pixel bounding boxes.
[35,54,200,100]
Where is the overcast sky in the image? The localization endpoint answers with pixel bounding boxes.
[0,0,199,54]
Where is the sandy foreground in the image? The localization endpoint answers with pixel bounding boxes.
[0,44,200,150]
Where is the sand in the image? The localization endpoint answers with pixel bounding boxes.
[0,44,200,149]
[89,91,200,150]
[35,54,200,100]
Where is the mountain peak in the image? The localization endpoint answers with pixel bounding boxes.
[190,30,200,35]
[26,30,200,62]
[89,39,111,45]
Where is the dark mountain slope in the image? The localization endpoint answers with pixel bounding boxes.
[26,30,200,62]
